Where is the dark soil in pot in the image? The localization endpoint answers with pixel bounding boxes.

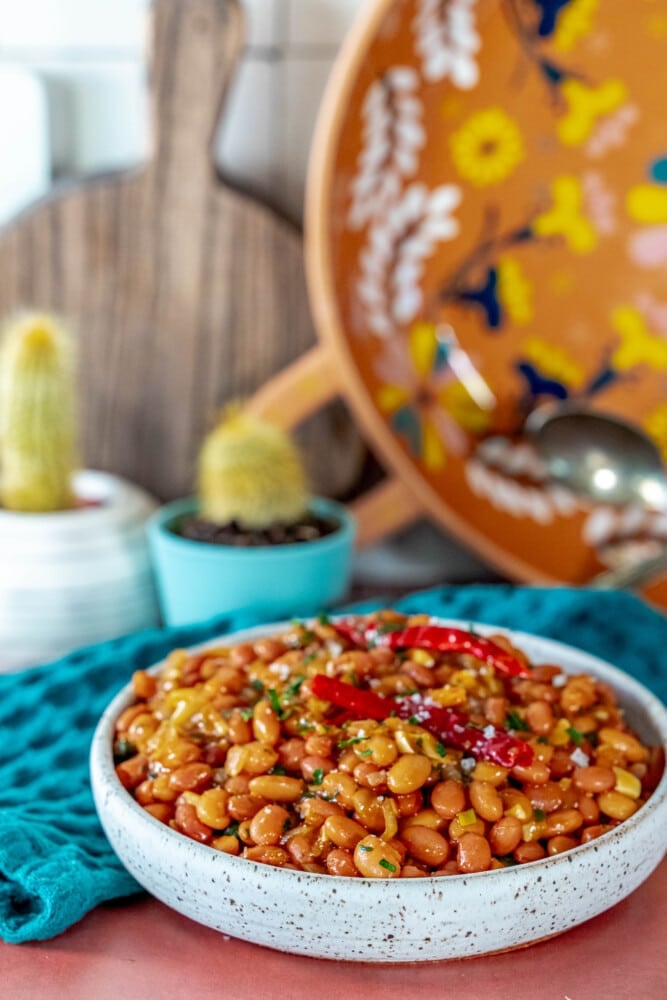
[176,511,340,547]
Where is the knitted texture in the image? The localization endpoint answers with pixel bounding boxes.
[1,585,665,944]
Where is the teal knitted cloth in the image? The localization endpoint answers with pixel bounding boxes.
[1,585,665,944]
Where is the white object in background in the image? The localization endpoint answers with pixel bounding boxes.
[0,67,50,225]
[0,471,160,672]
[287,0,364,45]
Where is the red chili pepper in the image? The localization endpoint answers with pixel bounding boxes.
[311,675,533,768]
[333,620,532,679]
[331,620,370,647]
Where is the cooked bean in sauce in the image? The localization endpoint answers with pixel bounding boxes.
[114,613,663,877]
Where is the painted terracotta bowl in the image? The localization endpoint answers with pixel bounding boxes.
[303,0,667,609]
[90,620,667,963]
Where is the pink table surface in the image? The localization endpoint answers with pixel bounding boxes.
[2,857,666,1000]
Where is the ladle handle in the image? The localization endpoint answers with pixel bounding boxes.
[589,547,667,591]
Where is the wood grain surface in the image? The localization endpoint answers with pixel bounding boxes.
[0,0,363,502]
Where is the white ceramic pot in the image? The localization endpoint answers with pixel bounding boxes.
[0,470,160,672]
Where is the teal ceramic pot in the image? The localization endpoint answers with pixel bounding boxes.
[148,496,356,626]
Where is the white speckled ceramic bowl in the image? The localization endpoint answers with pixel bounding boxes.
[90,621,667,963]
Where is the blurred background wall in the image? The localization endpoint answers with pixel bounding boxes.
[0,0,363,226]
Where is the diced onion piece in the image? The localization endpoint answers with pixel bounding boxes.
[457,808,478,828]
[613,767,641,800]
[522,820,547,842]
[507,802,532,821]
[409,649,435,667]
[381,798,399,841]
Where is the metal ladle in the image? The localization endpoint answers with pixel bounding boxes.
[526,406,667,591]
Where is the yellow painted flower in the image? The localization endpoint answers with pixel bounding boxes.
[611,306,667,372]
[552,0,599,52]
[645,404,667,462]
[521,337,585,390]
[450,108,523,187]
[533,175,597,254]
[420,421,447,471]
[374,322,493,470]
[441,381,491,434]
[375,322,451,471]
[557,78,627,146]
[626,184,667,224]
[496,257,533,325]
[408,320,441,376]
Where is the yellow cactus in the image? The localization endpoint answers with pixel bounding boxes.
[198,407,309,529]
[0,313,77,512]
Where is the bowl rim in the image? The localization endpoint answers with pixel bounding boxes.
[91,616,667,887]
[147,496,356,559]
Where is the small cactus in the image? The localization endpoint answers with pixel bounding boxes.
[0,313,78,512]
[198,408,309,529]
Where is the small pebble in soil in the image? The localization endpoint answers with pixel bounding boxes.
[177,513,339,547]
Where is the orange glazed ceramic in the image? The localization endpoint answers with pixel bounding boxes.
[256,0,667,608]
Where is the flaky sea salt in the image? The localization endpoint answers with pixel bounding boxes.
[483,725,495,739]
[570,748,590,767]
[552,673,568,688]
[460,757,476,773]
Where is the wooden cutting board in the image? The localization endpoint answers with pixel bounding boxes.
[0,0,363,502]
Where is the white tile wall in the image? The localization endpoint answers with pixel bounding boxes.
[0,66,49,223]
[287,0,363,45]
[0,0,366,223]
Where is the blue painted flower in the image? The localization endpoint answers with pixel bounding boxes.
[457,268,502,329]
[650,157,667,185]
[532,0,575,37]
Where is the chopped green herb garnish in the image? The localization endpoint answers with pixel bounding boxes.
[566,726,585,746]
[379,858,397,872]
[239,707,254,722]
[536,735,549,745]
[416,737,424,749]
[221,822,239,837]
[113,737,136,762]
[496,854,518,867]
[251,679,264,693]
[358,749,373,758]
[267,688,282,714]
[533,809,546,822]
[317,612,331,625]
[337,736,364,748]
[376,622,405,635]
[270,765,287,776]
[302,653,317,666]
[300,629,316,645]
[585,730,599,747]
[286,675,306,696]
[505,710,530,732]
[312,768,324,786]
[359,845,372,853]
[408,715,420,725]
[435,742,447,758]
